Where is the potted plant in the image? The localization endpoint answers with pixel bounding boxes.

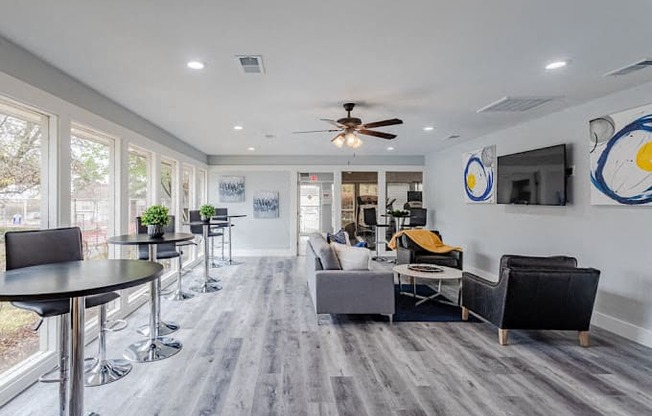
[199,204,216,221]
[141,205,170,238]
[388,209,409,217]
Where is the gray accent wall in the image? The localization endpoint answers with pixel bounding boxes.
[425,80,652,346]
[0,35,206,163]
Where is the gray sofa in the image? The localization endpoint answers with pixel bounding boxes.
[305,233,395,322]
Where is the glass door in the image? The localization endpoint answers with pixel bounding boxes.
[297,172,334,254]
[341,171,378,248]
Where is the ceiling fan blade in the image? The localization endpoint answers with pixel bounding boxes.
[358,129,397,140]
[320,119,346,128]
[292,129,342,134]
[361,118,403,129]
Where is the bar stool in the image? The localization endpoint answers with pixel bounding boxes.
[189,210,225,269]
[5,227,129,415]
[84,304,131,386]
[363,207,390,261]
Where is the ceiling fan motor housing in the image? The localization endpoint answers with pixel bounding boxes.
[337,117,362,127]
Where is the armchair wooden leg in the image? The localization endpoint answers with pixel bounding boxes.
[498,329,508,346]
[461,307,469,321]
[579,331,590,347]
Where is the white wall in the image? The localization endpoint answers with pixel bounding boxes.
[425,80,652,346]
[208,169,294,255]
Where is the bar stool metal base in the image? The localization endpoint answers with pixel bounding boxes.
[190,281,222,293]
[137,320,179,337]
[84,359,132,387]
[123,337,182,362]
[167,289,196,301]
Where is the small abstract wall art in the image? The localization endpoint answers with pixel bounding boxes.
[219,176,245,202]
[589,103,652,205]
[253,191,279,218]
[463,145,496,203]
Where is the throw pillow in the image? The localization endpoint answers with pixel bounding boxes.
[327,229,350,245]
[331,242,370,270]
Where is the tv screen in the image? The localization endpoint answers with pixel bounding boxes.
[497,144,567,205]
[407,191,422,202]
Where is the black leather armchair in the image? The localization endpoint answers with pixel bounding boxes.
[461,254,600,346]
[395,230,463,270]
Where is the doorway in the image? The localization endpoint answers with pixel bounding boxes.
[298,172,334,255]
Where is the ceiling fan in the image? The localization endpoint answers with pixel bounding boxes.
[293,102,403,148]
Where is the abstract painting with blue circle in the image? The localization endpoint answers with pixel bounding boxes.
[463,145,495,203]
[589,104,652,206]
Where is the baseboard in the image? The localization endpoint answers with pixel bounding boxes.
[231,249,295,257]
[592,312,652,347]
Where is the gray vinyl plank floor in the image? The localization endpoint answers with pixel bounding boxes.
[2,256,651,416]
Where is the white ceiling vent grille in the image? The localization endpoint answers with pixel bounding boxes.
[477,96,557,113]
[236,55,265,74]
[603,58,652,77]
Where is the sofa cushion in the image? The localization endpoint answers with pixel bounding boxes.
[308,233,341,270]
[332,242,370,271]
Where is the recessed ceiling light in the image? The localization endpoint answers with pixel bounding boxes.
[233,125,244,130]
[423,126,435,131]
[387,146,395,151]
[247,147,255,151]
[545,60,568,70]
[187,61,205,70]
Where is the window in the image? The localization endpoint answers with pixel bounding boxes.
[196,169,206,207]
[0,98,50,378]
[70,124,115,322]
[181,165,195,263]
[126,146,150,303]
[159,158,176,216]
[70,125,113,261]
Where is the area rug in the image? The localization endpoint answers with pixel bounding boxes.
[392,284,474,322]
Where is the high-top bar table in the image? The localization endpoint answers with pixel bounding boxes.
[184,220,227,293]
[107,233,193,362]
[223,214,247,265]
[0,260,163,416]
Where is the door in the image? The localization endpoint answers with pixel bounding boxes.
[297,172,334,254]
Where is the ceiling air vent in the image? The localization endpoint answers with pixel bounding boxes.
[477,96,557,113]
[236,55,265,74]
[603,58,652,77]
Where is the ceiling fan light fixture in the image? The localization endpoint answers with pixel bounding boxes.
[331,134,345,148]
[344,131,357,146]
[351,136,363,148]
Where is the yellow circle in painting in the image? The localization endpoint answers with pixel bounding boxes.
[636,141,652,172]
[467,173,476,189]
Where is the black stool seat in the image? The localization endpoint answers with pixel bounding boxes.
[11,292,119,318]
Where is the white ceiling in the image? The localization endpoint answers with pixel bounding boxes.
[2,0,652,156]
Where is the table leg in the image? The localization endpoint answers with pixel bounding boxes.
[190,225,221,293]
[137,245,180,336]
[69,296,100,416]
[226,219,242,265]
[125,245,182,362]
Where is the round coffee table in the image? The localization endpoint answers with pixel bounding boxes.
[393,263,462,306]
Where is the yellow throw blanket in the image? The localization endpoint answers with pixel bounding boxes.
[387,229,462,253]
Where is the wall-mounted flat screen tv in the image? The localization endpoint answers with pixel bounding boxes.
[497,144,567,205]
